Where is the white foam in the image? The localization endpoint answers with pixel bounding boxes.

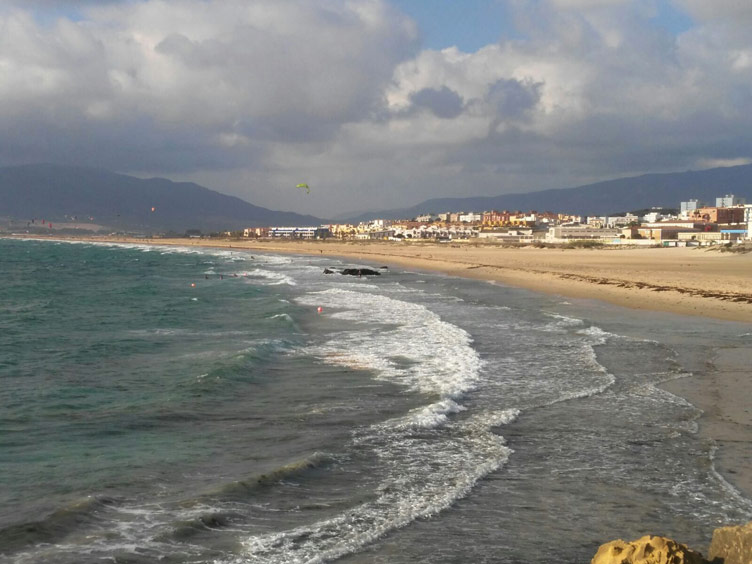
[237,408,518,564]
[576,325,615,345]
[220,288,517,564]
[245,268,296,286]
[543,312,585,329]
[708,445,752,513]
[251,254,293,266]
[385,398,466,431]
[269,313,293,322]
[297,288,482,403]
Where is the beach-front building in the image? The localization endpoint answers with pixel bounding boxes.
[604,214,639,228]
[458,212,482,223]
[243,227,269,238]
[637,220,714,243]
[482,210,513,226]
[546,226,621,243]
[509,212,537,227]
[690,206,745,224]
[478,228,539,243]
[268,226,330,239]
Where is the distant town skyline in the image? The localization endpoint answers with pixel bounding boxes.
[2,0,751,216]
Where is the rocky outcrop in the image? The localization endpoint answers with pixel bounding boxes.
[341,268,381,276]
[708,521,752,564]
[591,535,707,564]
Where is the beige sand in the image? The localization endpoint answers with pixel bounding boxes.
[51,236,752,323]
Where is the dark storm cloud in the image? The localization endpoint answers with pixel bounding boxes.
[409,86,464,118]
[487,78,541,120]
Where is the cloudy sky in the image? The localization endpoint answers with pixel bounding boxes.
[2,0,751,216]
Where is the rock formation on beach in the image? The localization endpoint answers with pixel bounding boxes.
[590,521,752,564]
[591,522,752,564]
[591,535,706,564]
[322,267,381,276]
[340,268,381,276]
[708,521,752,564]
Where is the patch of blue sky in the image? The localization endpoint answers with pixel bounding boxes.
[391,1,696,53]
[390,0,520,52]
[650,2,694,35]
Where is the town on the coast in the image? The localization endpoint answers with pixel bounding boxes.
[242,194,751,247]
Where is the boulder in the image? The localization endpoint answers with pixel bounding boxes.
[591,535,707,564]
[708,521,752,564]
[341,268,380,276]
[323,268,335,274]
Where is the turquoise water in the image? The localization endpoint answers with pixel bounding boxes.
[1,238,751,563]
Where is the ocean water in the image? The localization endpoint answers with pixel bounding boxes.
[1,237,751,564]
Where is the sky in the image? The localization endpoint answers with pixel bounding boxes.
[1,0,752,217]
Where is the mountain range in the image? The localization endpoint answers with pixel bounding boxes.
[0,164,321,232]
[2,163,752,233]
[344,164,752,223]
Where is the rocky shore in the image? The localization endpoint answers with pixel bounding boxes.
[592,521,752,563]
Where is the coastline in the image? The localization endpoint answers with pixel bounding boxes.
[9,234,752,505]
[15,234,752,322]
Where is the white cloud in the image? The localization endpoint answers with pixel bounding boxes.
[2,0,752,217]
[695,157,752,169]
[672,0,752,23]
[0,0,418,141]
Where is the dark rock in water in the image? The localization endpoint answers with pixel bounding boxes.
[709,521,752,564]
[379,266,389,269]
[323,268,335,274]
[341,268,380,276]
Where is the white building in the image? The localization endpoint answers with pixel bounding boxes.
[716,194,746,207]
[269,226,318,238]
[642,212,662,223]
[458,212,482,223]
[546,226,621,242]
[680,199,705,218]
[605,214,639,227]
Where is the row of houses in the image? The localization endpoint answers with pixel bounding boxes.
[244,194,752,246]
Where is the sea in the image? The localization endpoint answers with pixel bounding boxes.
[1,237,751,564]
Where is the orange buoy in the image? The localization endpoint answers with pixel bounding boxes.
[191,283,196,287]
[317,306,323,313]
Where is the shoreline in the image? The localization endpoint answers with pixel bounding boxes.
[12,234,752,323]
[7,234,752,503]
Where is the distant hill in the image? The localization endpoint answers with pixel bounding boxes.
[344,165,752,222]
[0,164,323,233]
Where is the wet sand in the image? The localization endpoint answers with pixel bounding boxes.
[663,347,752,501]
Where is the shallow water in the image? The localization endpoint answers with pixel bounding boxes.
[1,238,750,563]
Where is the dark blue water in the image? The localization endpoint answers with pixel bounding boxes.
[1,238,750,563]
